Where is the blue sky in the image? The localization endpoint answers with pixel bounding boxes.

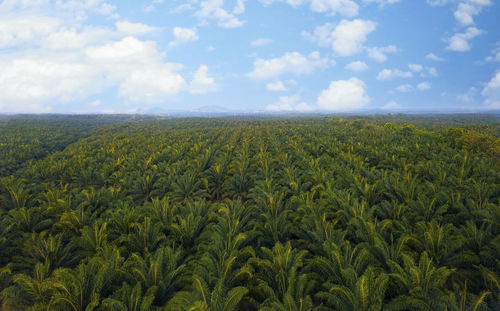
[0,0,499,113]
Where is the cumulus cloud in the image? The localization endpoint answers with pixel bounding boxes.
[195,0,246,28]
[0,16,60,48]
[481,72,500,109]
[118,67,185,102]
[377,69,413,80]
[408,64,423,72]
[169,27,198,46]
[0,57,101,112]
[485,46,500,62]
[345,61,368,72]
[251,38,273,46]
[426,67,438,77]
[42,27,114,50]
[259,0,304,7]
[317,78,370,111]
[363,0,400,7]
[381,100,402,110]
[247,51,328,79]
[303,19,376,56]
[395,84,413,92]
[116,21,157,35]
[0,33,190,111]
[366,45,398,62]
[417,82,431,90]
[310,0,359,17]
[87,36,186,102]
[266,95,314,112]
[426,0,452,6]
[454,0,491,26]
[457,87,477,102]
[425,53,445,61]
[266,81,288,91]
[189,65,216,94]
[447,27,483,52]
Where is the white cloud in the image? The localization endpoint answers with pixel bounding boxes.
[426,0,452,6]
[57,0,118,18]
[425,53,445,61]
[169,27,198,46]
[118,67,185,102]
[366,45,397,62]
[0,57,101,112]
[303,19,376,56]
[251,38,273,46]
[408,64,423,72]
[481,72,500,109]
[259,0,304,7]
[266,95,314,112]
[42,27,114,50]
[317,77,370,111]
[485,46,500,62]
[0,16,60,48]
[454,0,491,26]
[447,27,483,52]
[190,65,216,94]
[86,36,161,64]
[417,81,431,90]
[426,67,438,77]
[116,21,156,35]
[364,0,400,7]
[310,0,359,17]
[89,99,101,106]
[0,34,189,112]
[377,69,413,80]
[0,0,117,19]
[396,84,413,92]
[169,3,196,14]
[345,61,368,72]
[247,51,328,79]
[381,100,402,110]
[195,0,246,28]
[86,36,186,102]
[266,81,288,91]
[457,87,477,102]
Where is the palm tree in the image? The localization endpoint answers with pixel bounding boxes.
[316,267,388,311]
[17,233,76,272]
[49,258,107,311]
[415,221,465,267]
[171,170,207,202]
[0,261,57,310]
[387,252,455,310]
[126,217,166,255]
[7,207,53,233]
[101,282,156,311]
[0,178,32,211]
[206,163,229,201]
[130,173,162,204]
[251,189,291,246]
[128,246,186,307]
[169,200,211,254]
[74,222,109,259]
[444,282,490,311]
[251,242,311,308]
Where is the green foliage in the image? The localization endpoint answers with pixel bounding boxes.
[0,115,498,310]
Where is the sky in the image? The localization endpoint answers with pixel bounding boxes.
[0,0,499,114]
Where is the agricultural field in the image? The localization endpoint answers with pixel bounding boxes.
[0,115,499,310]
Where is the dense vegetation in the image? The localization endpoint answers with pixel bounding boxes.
[0,116,499,310]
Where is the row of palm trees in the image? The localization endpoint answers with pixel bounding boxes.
[0,117,498,310]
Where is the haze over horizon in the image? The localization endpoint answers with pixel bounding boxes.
[0,0,499,114]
